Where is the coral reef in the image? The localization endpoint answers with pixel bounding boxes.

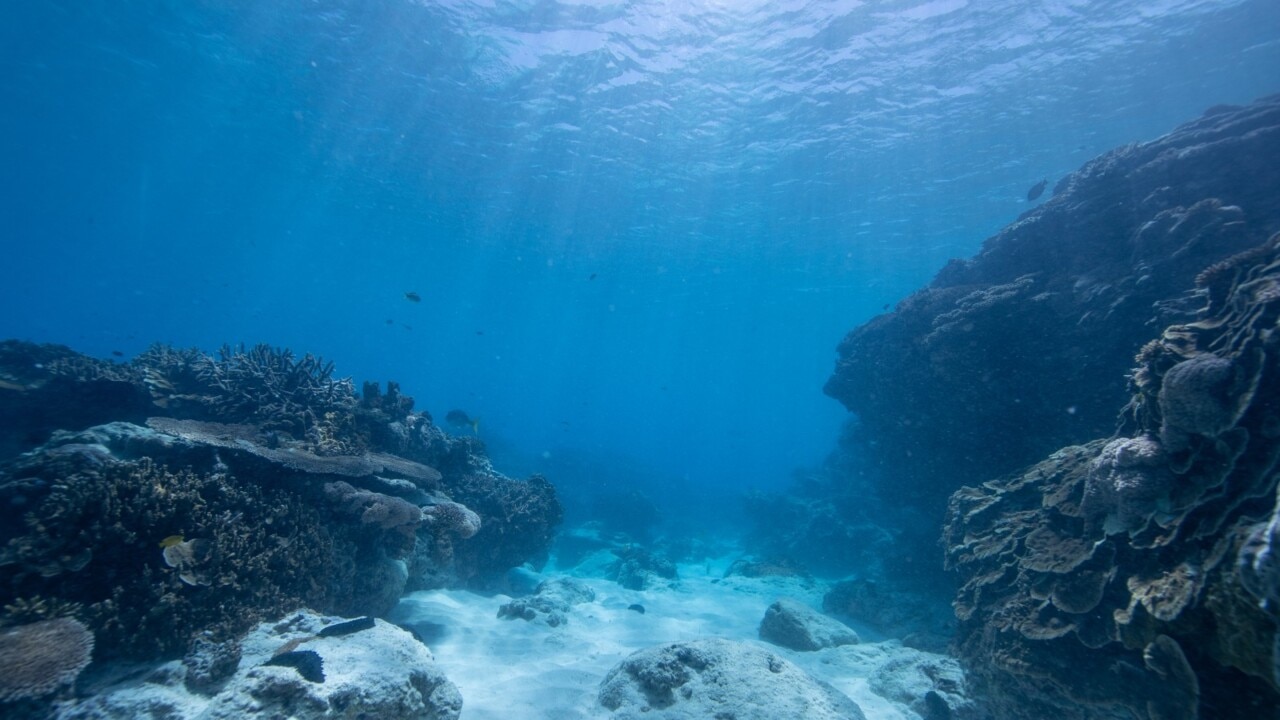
[0,341,151,460]
[943,235,1280,718]
[182,635,242,694]
[0,340,562,710]
[441,473,562,587]
[819,97,1280,592]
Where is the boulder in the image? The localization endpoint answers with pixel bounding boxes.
[758,598,859,651]
[598,638,865,719]
[54,610,462,720]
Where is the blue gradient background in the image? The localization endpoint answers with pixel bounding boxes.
[2,0,1277,520]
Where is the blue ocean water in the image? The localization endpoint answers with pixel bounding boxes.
[1,0,1277,525]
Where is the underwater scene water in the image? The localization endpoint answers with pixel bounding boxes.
[2,1,1280,718]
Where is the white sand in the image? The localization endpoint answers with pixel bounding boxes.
[389,557,935,720]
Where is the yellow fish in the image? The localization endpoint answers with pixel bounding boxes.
[159,534,185,549]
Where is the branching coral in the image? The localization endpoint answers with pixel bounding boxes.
[192,344,357,438]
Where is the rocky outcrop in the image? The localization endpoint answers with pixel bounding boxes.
[944,235,1280,718]
[824,97,1280,516]
[52,610,462,720]
[598,638,866,720]
[0,341,562,693]
[758,598,860,651]
[497,577,596,627]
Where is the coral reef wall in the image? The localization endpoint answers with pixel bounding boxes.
[812,95,1280,716]
[825,97,1280,510]
[945,233,1280,718]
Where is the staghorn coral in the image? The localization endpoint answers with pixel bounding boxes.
[945,234,1280,719]
[193,343,356,436]
[0,616,94,703]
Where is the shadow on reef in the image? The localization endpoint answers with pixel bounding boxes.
[0,343,561,705]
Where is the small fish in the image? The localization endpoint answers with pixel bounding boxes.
[386,319,394,325]
[1027,178,1048,201]
[589,273,597,281]
[445,409,480,435]
[627,604,645,614]
[159,534,185,549]
[404,291,422,303]
[111,350,124,357]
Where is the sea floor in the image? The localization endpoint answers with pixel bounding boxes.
[389,552,947,720]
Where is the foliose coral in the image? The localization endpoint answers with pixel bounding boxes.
[945,234,1280,718]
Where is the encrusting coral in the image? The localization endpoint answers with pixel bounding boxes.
[944,234,1280,719]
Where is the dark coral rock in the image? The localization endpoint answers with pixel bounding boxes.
[316,616,376,638]
[944,235,1280,718]
[263,649,325,683]
[822,578,954,646]
[824,97,1280,589]
[497,578,596,627]
[608,545,677,590]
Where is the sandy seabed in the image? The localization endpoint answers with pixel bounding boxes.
[390,554,940,720]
